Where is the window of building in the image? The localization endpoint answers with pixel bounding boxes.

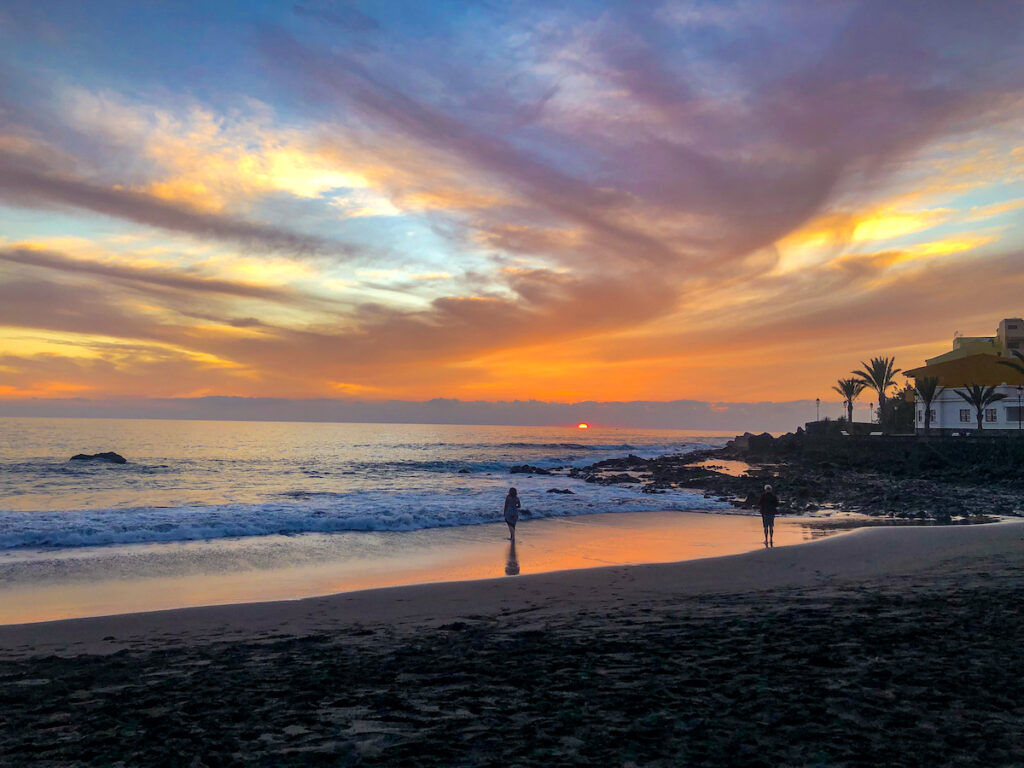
[917,409,922,423]
[960,409,972,423]
[1009,341,1021,350]
[1006,407,1024,423]
[985,408,997,422]
[1008,323,1019,330]
[928,409,936,423]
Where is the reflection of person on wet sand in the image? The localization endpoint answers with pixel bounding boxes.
[759,483,779,547]
[505,539,520,576]
[503,487,521,540]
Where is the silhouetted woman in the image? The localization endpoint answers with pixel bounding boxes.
[759,484,779,547]
[503,487,521,540]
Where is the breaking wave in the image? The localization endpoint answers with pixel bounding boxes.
[0,481,729,550]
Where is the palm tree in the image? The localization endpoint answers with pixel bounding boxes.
[853,356,901,426]
[954,384,1007,433]
[832,378,866,423]
[913,377,944,436]
[997,349,1024,376]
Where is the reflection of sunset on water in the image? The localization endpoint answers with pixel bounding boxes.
[0,512,852,625]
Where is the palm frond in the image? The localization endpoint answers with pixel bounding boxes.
[832,378,865,400]
[853,356,901,394]
[997,350,1024,375]
[913,376,943,403]
[955,384,1009,408]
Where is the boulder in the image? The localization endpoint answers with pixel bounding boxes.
[747,432,776,453]
[774,432,803,453]
[724,433,753,453]
[602,473,641,484]
[510,465,551,475]
[546,488,574,494]
[70,452,127,464]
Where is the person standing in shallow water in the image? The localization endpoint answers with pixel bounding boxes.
[759,484,779,547]
[503,487,521,540]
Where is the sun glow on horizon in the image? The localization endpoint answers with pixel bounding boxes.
[1,2,1023,407]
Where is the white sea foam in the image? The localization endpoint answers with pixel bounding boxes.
[0,478,729,550]
[0,420,732,550]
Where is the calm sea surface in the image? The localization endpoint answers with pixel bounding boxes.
[0,418,734,551]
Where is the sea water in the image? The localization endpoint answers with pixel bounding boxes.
[2,419,847,623]
[0,418,734,551]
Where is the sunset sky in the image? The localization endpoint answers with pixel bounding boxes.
[2,0,1023,408]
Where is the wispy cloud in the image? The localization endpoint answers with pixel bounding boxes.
[1,0,1023,404]
[0,246,293,299]
[0,152,351,256]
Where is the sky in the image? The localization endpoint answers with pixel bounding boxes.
[1,0,1024,418]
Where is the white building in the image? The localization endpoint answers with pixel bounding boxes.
[904,318,1024,435]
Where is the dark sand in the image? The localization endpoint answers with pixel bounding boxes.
[1,523,1023,766]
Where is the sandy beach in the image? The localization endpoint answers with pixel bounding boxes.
[0,511,842,625]
[2,521,1023,766]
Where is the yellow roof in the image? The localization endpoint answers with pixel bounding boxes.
[905,353,1024,388]
[925,337,1000,365]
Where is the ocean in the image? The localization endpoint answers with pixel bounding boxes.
[2,418,852,624]
[0,418,734,551]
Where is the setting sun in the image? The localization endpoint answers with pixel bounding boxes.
[577,423,590,430]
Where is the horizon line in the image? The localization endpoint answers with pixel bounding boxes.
[0,395,868,432]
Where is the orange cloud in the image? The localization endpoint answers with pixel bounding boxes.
[0,381,95,399]
[3,5,1024,408]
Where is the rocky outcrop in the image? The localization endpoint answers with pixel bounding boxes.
[723,430,805,459]
[70,452,127,464]
[571,431,1024,521]
[510,465,552,475]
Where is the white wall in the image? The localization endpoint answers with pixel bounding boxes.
[916,385,1024,432]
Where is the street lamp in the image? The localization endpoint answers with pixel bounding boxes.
[816,397,820,422]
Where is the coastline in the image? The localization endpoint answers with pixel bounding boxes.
[0,509,845,626]
[579,433,1024,520]
[2,522,1023,766]
[1,519,1019,657]
[4,416,1023,764]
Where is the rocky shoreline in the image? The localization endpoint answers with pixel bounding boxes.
[569,431,1024,521]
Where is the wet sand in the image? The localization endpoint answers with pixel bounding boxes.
[1,522,1022,766]
[0,511,839,625]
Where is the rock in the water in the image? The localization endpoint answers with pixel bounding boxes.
[602,473,640,484]
[510,464,551,475]
[70,452,127,464]
[546,488,574,494]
